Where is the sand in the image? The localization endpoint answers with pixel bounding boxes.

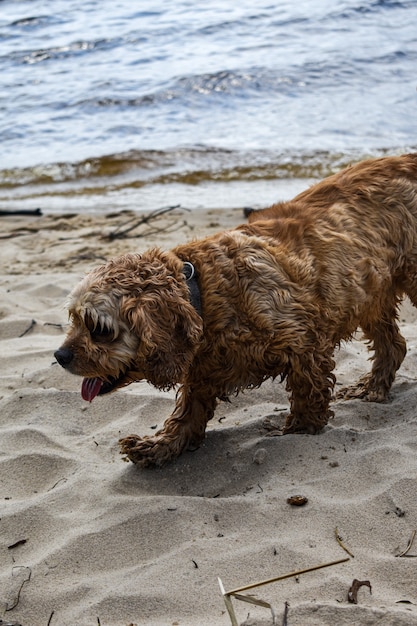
[1,206,417,626]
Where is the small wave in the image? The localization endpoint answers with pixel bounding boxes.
[0,36,123,67]
[24,38,119,65]
[0,150,167,187]
[327,0,412,20]
[0,147,401,191]
[72,48,411,111]
[9,15,51,28]
[174,69,304,96]
[76,68,309,110]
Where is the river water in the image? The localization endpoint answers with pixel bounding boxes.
[1,0,416,213]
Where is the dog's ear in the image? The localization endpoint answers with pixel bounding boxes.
[121,291,203,389]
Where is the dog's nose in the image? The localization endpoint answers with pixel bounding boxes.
[54,347,74,368]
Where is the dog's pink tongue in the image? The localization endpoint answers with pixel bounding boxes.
[81,377,103,402]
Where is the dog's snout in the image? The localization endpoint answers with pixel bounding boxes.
[54,347,74,368]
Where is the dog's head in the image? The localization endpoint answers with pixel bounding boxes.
[54,251,203,401]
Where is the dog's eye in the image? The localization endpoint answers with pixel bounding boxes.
[84,312,96,333]
[83,312,114,342]
[91,325,114,342]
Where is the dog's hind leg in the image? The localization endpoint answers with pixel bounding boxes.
[338,300,406,402]
[119,385,217,467]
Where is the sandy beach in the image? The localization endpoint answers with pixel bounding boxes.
[1,206,417,626]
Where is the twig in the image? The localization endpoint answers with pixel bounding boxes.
[5,566,31,611]
[107,204,182,240]
[47,611,55,626]
[19,319,36,337]
[335,527,355,558]
[397,530,417,557]
[282,601,289,626]
[48,477,68,491]
[134,219,186,238]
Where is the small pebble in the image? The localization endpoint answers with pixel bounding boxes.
[287,495,308,506]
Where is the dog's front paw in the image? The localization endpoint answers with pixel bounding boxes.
[262,415,285,436]
[282,411,332,435]
[119,434,177,468]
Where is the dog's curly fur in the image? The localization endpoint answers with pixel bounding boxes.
[55,154,417,466]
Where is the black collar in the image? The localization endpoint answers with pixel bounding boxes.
[182,261,202,317]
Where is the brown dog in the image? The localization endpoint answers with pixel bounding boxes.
[55,154,417,466]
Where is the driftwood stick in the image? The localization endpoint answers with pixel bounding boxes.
[0,208,42,217]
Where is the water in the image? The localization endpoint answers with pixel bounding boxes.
[0,0,416,213]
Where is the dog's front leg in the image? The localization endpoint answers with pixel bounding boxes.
[119,385,217,467]
[283,346,336,434]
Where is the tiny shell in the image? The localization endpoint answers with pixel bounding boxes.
[287,495,308,506]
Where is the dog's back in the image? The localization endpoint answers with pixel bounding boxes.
[248,153,417,226]
[246,152,417,294]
